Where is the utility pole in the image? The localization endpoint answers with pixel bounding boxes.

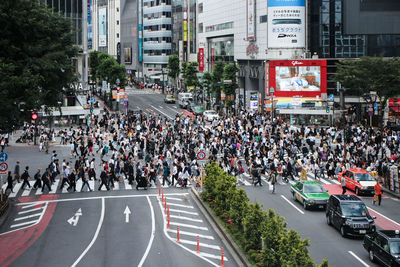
[82,0,88,91]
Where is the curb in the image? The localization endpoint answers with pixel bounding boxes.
[190,188,251,267]
[382,187,400,200]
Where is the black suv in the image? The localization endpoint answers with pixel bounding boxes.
[364,230,400,267]
[326,195,376,237]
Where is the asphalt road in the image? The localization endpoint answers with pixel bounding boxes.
[1,189,237,267]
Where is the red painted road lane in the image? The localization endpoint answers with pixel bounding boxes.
[323,184,396,230]
[181,110,196,119]
[0,195,58,267]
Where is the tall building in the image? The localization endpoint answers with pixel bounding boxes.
[142,0,173,82]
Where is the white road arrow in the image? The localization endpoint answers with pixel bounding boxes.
[124,206,131,223]
[68,208,83,226]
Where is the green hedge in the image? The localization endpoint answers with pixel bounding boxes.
[201,163,330,267]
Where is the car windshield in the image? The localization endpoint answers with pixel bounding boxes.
[303,184,327,193]
[341,203,369,217]
[390,241,400,254]
[354,173,375,182]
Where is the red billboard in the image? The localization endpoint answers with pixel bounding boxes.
[198,48,204,72]
[267,60,327,98]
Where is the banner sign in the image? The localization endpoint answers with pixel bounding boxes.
[98,7,107,47]
[198,48,204,72]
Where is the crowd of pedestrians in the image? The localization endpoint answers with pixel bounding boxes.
[4,106,400,197]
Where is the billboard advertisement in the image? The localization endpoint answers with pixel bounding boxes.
[198,48,204,72]
[267,0,305,48]
[98,7,107,47]
[247,0,255,40]
[268,60,327,98]
[88,0,92,49]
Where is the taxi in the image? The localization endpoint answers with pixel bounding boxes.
[164,94,176,103]
[337,169,376,195]
[290,181,330,210]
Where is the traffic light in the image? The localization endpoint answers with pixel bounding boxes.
[326,107,330,113]
[31,113,38,120]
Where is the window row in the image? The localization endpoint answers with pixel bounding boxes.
[144,37,172,42]
[144,12,171,19]
[144,24,172,31]
[144,0,171,7]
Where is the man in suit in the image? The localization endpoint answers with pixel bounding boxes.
[98,167,110,191]
[41,168,52,193]
[21,166,31,190]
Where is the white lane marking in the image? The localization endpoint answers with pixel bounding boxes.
[158,177,169,188]
[21,203,43,209]
[348,251,370,267]
[179,239,221,250]
[159,105,163,109]
[49,179,60,194]
[113,182,120,190]
[71,197,105,267]
[199,252,228,261]
[35,186,43,195]
[173,106,178,109]
[16,193,190,206]
[9,182,22,198]
[150,105,174,120]
[167,203,194,209]
[157,197,219,267]
[164,197,183,201]
[21,186,33,196]
[61,182,69,193]
[10,219,39,228]
[391,197,399,201]
[14,213,41,221]
[169,215,203,223]
[124,179,132,190]
[281,195,305,215]
[89,180,95,191]
[169,221,208,231]
[138,196,156,267]
[331,179,340,185]
[368,207,400,227]
[18,206,44,215]
[169,208,198,215]
[76,180,82,192]
[167,229,214,240]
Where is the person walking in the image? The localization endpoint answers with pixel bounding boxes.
[14,161,20,183]
[341,176,347,194]
[162,162,171,186]
[21,166,31,190]
[59,166,70,190]
[269,170,277,194]
[373,180,383,206]
[33,168,42,189]
[41,168,52,193]
[98,168,110,191]
[81,171,93,192]
[67,169,76,192]
[5,171,14,193]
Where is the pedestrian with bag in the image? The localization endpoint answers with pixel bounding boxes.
[98,167,110,191]
[14,161,20,183]
[5,171,14,193]
[21,166,31,190]
[81,169,93,192]
[269,170,277,194]
[341,175,347,194]
[41,168,52,193]
[33,168,42,189]
[373,180,383,206]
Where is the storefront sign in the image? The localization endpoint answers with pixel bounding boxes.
[246,42,259,59]
[98,7,107,47]
[198,48,204,72]
[247,0,256,40]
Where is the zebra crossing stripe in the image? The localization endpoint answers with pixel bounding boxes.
[21,186,33,197]
[124,179,132,190]
[76,180,82,192]
[50,180,60,194]
[9,182,22,198]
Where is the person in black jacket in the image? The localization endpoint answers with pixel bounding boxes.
[5,171,14,193]
[33,168,42,189]
[67,169,77,192]
[21,166,31,190]
[41,168,52,193]
[98,168,110,191]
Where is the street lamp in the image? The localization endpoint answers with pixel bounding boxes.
[362,92,379,128]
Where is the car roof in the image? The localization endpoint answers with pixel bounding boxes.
[331,194,362,202]
[345,169,369,174]
[379,230,400,240]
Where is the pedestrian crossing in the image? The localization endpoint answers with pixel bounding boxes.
[157,194,228,266]
[9,202,47,232]
[125,89,159,95]
[1,176,173,198]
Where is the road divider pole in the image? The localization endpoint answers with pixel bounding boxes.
[177,226,180,242]
[159,184,161,196]
[221,247,224,267]
[197,235,200,254]
[162,189,164,202]
[164,197,167,212]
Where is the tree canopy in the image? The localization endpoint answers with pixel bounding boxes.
[167,54,180,86]
[0,0,78,132]
[181,62,199,89]
[335,57,400,110]
[89,51,126,87]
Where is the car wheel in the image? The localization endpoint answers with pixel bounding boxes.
[303,200,307,210]
[355,187,360,195]
[340,226,347,237]
[326,213,332,225]
[369,249,375,262]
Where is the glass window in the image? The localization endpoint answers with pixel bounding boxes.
[198,3,203,13]
[321,1,329,13]
[260,15,268,23]
[335,1,342,12]
[322,13,329,25]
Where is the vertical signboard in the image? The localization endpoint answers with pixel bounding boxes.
[98,7,107,47]
[247,0,256,40]
[265,61,270,96]
[138,0,143,62]
[87,0,92,49]
[198,48,204,72]
[267,0,306,48]
[183,10,188,42]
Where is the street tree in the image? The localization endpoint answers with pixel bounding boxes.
[212,61,224,107]
[181,62,199,90]
[0,0,77,132]
[228,188,249,229]
[89,51,100,82]
[167,54,180,87]
[201,71,213,108]
[335,57,400,118]
[222,62,239,109]
[243,202,266,252]
[96,53,126,87]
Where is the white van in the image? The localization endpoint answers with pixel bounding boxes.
[178,92,193,101]
[178,97,193,109]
